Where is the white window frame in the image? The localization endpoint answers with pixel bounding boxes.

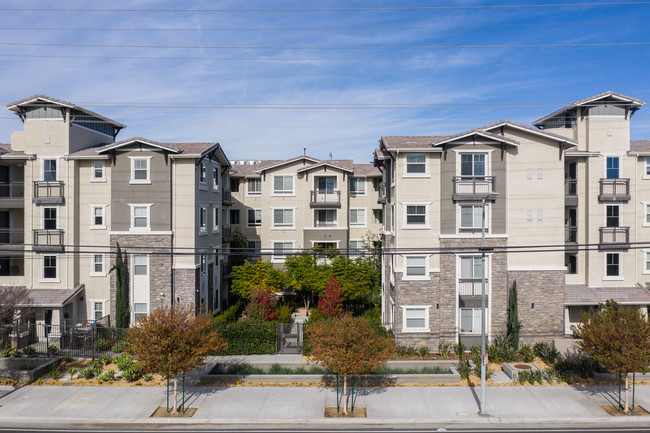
[458,203,489,234]
[42,158,57,182]
[605,155,622,179]
[199,206,208,234]
[404,203,429,228]
[404,153,428,176]
[644,203,650,227]
[605,203,621,227]
[41,254,58,282]
[272,241,294,263]
[247,208,262,227]
[604,252,623,280]
[349,177,366,196]
[90,300,106,321]
[350,208,367,227]
[457,151,490,177]
[314,209,337,228]
[43,207,58,230]
[247,178,262,196]
[91,160,105,182]
[129,156,152,184]
[212,205,221,233]
[248,240,261,260]
[349,239,364,257]
[129,204,152,231]
[460,308,483,334]
[404,255,429,280]
[644,250,650,275]
[89,205,107,229]
[645,157,650,180]
[212,164,220,191]
[272,175,295,196]
[272,208,295,229]
[199,162,207,189]
[90,253,106,277]
[373,209,383,225]
[401,306,430,333]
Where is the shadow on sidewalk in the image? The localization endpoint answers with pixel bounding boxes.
[572,384,624,407]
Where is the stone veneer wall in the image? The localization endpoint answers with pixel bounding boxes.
[173,267,200,311]
[508,270,565,342]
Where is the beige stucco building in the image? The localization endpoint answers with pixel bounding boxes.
[375,91,650,348]
[2,95,230,329]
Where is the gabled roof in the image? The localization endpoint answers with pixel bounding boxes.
[482,119,578,146]
[253,155,323,173]
[353,163,381,177]
[96,137,183,154]
[533,91,645,127]
[295,160,354,174]
[6,94,126,129]
[565,284,650,306]
[0,143,33,160]
[380,135,448,150]
[430,128,520,148]
[629,140,650,156]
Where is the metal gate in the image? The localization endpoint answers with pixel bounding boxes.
[276,323,302,354]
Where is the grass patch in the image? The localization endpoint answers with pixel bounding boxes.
[210,363,451,375]
[376,366,452,375]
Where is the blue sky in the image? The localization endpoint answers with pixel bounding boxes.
[1,0,649,163]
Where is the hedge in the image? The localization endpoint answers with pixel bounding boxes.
[213,322,276,355]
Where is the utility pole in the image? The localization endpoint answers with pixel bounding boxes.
[480,195,487,415]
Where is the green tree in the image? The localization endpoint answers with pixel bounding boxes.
[285,253,330,310]
[579,300,650,413]
[330,255,380,305]
[229,228,249,268]
[126,305,226,413]
[306,315,395,414]
[231,260,286,300]
[110,242,129,328]
[506,280,521,350]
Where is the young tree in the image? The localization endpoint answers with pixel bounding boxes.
[0,286,33,337]
[126,305,226,413]
[245,288,278,322]
[110,242,129,328]
[317,276,343,318]
[231,260,286,300]
[229,228,250,268]
[506,280,521,350]
[330,255,380,305]
[285,253,330,310]
[306,315,395,414]
[579,300,650,413]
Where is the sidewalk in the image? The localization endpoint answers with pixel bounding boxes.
[1,381,650,427]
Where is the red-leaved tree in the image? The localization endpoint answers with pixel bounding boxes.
[245,288,278,321]
[318,277,343,318]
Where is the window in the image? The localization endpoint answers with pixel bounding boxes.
[460,204,483,230]
[199,162,207,186]
[93,302,104,321]
[606,156,620,179]
[349,177,366,195]
[406,205,426,225]
[43,255,57,279]
[315,209,336,227]
[350,208,366,227]
[43,207,57,229]
[273,175,294,195]
[247,209,262,227]
[646,157,650,177]
[645,204,650,225]
[373,209,383,225]
[247,178,262,195]
[606,253,620,277]
[92,254,104,275]
[133,303,147,322]
[566,254,577,274]
[317,177,335,193]
[213,206,220,231]
[406,154,426,174]
[645,251,650,273]
[460,308,482,333]
[91,206,105,228]
[537,209,543,221]
[272,241,293,263]
[273,209,294,228]
[131,205,150,230]
[248,240,261,260]
[43,159,57,181]
[403,307,429,332]
[134,254,148,275]
[230,178,240,192]
[199,207,207,233]
[405,256,426,277]
[606,205,620,227]
[461,154,485,177]
[349,240,364,257]
[92,161,104,180]
[230,209,240,225]
[537,168,543,179]
[213,165,220,189]
[460,256,483,280]
[130,157,150,183]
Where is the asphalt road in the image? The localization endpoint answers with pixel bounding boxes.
[2,427,650,433]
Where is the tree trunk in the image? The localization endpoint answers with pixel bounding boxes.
[624,375,629,413]
[173,375,178,414]
[342,374,348,415]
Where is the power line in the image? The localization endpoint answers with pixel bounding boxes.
[2,3,650,12]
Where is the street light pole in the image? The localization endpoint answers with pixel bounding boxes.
[480,196,487,415]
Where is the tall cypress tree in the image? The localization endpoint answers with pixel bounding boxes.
[110,242,129,328]
[506,280,521,350]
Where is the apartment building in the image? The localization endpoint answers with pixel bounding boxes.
[2,95,230,329]
[374,91,650,348]
[228,156,382,263]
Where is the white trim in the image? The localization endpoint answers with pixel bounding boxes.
[247,208,262,228]
[401,305,431,333]
[88,299,108,320]
[313,208,338,229]
[199,205,208,235]
[271,207,296,229]
[90,253,106,277]
[508,266,567,271]
[271,174,295,196]
[403,152,429,177]
[271,240,296,263]
[246,178,262,196]
[643,202,650,227]
[603,252,623,280]
[212,163,220,192]
[603,154,624,178]
[454,149,493,177]
[440,234,508,239]
[41,253,59,282]
[604,203,621,227]
[109,231,172,235]
[643,250,650,275]
[129,156,153,184]
[212,204,221,233]
[70,122,114,138]
[199,162,207,190]
[41,157,59,182]
[349,207,367,228]
[128,203,153,232]
[42,206,58,230]
[349,177,367,196]
[402,202,430,229]
[89,204,107,230]
[644,157,650,180]
[90,160,106,182]
[457,202,490,235]
[402,255,430,281]
[173,264,200,269]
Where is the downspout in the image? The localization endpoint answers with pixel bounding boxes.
[170,155,175,309]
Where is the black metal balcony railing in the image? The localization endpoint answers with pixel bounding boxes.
[33,181,64,204]
[378,182,387,203]
[453,176,496,199]
[310,190,341,207]
[33,229,64,251]
[565,178,577,196]
[565,225,577,243]
[0,182,24,199]
[599,226,630,247]
[599,178,630,202]
[0,229,24,244]
[458,278,488,296]
[222,188,233,206]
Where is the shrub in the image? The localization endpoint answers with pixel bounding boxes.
[489,334,516,363]
[143,373,153,382]
[47,345,58,356]
[67,367,78,378]
[22,346,36,357]
[0,349,9,357]
[99,355,112,366]
[100,370,116,381]
[533,342,559,365]
[519,344,535,363]
[276,304,293,324]
[317,276,343,318]
[111,340,128,353]
[406,345,417,357]
[245,288,278,321]
[95,338,111,352]
[115,354,135,371]
[396,345,408,358]
[457,359,471,381]
[79,367,95,380]
[121,368,142,382]
[61,354,71,362]
[213,300,244,324]
[418,345,429,358]
[454,342,466,360]
[8,348,21,358]
[438,340,451,358]
[212,322,276,355]
[89,360,102,370]
[48,361,61,378]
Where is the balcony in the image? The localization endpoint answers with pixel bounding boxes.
[0,182,24,208]
[599,178,630,202]
[378,183,387,204]
[564,178,578,207]
[314,221,337,228]
[33,181,64,204]
[33,229,64,252]
[310,190,341,208]
[222,225,232,242]
[565,225,578,252]
[222,188,233,206]
[453,176,497,201]
[599,226,630,250]
[458,278,488,296]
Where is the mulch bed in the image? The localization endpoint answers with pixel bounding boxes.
[600,405,650,416]
[324,407,366,418]
[150,407,197,417]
